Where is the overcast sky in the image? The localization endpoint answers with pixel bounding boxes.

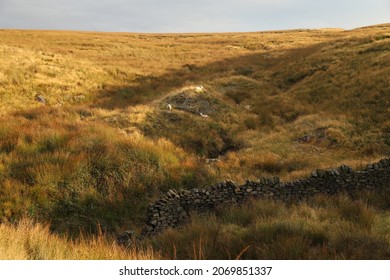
[0,0,389,32]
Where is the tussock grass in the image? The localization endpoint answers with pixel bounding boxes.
[0,107,214,235]
[0,25,389,258]
[153,191,390,259]
[0,219,156,259]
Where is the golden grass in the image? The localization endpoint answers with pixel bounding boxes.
[0,219,157,259]
[152,190,390,259]
[0,27,367,113]
[0,24,389,259]
[2,188,389,259]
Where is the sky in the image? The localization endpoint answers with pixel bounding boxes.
[0,0,389,33]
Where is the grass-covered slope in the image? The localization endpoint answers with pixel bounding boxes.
[0,24,389,259]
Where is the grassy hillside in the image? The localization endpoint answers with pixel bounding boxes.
[0,24,389,259]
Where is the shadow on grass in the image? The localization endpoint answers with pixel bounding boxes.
[91,42,324,109]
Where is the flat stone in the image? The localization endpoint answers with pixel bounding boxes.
[226,180,237,188]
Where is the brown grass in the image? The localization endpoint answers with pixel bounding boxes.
[0,24,389,259]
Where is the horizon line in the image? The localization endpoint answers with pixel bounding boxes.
[1,22,389,35]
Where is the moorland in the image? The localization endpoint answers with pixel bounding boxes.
[0,24,389,259]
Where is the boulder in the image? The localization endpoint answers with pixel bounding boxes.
[35,94,46,104]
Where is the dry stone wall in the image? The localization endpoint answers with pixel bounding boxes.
[141,158,390,236]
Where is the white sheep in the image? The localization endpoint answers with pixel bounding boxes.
[199,112,209,118]
[167,104,172,111]
[194,85,204,93]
